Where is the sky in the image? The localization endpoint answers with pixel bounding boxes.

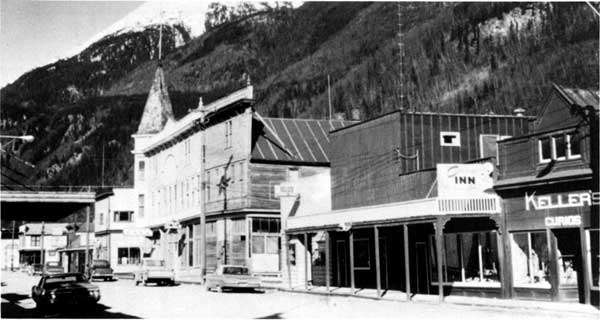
[0,0,143,87]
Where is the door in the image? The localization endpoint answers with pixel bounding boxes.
[379,238,389,290]
[336,240,348,287]
[414,242,430,294]
[553,229,584,303]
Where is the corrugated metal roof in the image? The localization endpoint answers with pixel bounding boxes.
[554,83,600,111]
[251,115,355,164]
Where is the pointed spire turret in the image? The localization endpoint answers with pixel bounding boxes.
[136,67,175,134]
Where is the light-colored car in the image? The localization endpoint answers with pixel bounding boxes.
[204,265,261,292]
[45,261,64,275]
[134,259,175,286]
[90,260,115,281]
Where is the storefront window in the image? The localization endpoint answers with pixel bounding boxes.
[252,235,265,254]
[589,229,599,288]
[266,235,279,254]
[511,232,550,288]
[117,247,141,265]
[251,217,280,255]
[353,238,370,270]
[435,232,500,285]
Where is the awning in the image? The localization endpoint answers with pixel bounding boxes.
[122,228,153,237]
[286,197,500,233]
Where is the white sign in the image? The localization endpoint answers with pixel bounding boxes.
[274,184,296,198]
[437,163,494,198]
[545,215,582,227]
[525,191,600,211]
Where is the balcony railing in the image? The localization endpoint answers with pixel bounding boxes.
[437,197,500,214]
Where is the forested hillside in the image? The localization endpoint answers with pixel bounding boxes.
[1,2,597,188]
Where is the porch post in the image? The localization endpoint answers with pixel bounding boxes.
[286,234,292,290]
[325,231,330,292]
[404,224,411,301]
[435,218,445,303]
[374,226,381,298]
[304,233,309,290]
[349,230,355,294]
[547,228,559,302]
[579,226,591,304]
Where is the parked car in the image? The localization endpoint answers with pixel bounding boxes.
[204,265,262,292]
[91,260,115,281]
[31,273,100,311]
[28,264,43,276]
[45,262,64,275]
[134,259,175,286]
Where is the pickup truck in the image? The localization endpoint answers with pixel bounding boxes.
[134,259,175,286]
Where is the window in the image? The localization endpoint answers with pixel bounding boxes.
[432,232,500,285]
[138,161,145,181]
[440,131,461,147]
[538,132,582,163]
[480,135,512,160]
[511,232,550,288]
[138,194,145,218]
[117,247,140,265]
[188,225,194,267]
[225,120,233,149]
[114,211,134,222]
[589,230,599,288]
[251,217,281,255]
[31,236,40,247]
[353,238,371,270]
[99,213,104,225]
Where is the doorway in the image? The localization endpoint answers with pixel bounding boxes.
[336,240,349,287]
[553,228,584,303]
[414,242,430,294]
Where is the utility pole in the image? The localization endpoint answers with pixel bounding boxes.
[40,222,45,272]
[85,205,91,277]
[10,220,15,271]
[200,119,207,278]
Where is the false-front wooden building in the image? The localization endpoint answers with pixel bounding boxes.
[495,84,599,305]
[284,109,532,301]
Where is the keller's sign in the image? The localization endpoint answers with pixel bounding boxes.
[525,191,600,211]
[437,163,495,198]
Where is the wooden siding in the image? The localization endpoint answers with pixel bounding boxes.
[248,163,288,210]
[331,111,527,210]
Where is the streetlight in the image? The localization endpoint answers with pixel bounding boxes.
[0,135,35,150]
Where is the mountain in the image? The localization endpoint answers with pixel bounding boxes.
[1,2,598,189]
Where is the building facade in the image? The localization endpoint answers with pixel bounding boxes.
[283,110,532,301]
[132,67,353,280]
[18,223,67,269]
[95,188,146,275]
[495,85,599,305]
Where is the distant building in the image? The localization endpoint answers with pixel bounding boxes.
[132,66,354,281]
[18,223,68,268]
[95,188,146,276]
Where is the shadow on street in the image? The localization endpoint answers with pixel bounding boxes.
[1,293,139,318]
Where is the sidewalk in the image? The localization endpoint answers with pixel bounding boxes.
[276,286,600,316]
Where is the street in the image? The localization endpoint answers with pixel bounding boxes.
[1,271,596,319]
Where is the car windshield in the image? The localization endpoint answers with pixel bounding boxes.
[223,267,249,275]
[44,275,85,288]
[144,260,165,267]
[92,260,110,268]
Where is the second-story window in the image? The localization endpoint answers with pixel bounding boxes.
[99,213,104,225]
[114,211,134,222]
[538,132,581,164]
[225,120,233,149]
[138,161,145,181]
[139,193,145,218]
[31,236,40,247]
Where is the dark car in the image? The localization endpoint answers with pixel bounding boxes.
[45,262,64,275]
[91,260,115,281]
[28,264,43,276]
[204,265,261,292]
[31,273,100,311]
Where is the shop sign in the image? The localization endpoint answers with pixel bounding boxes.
[437,163,494,198]
[274,184,296,197]
[545,215,581,227]
[525,191,600,211]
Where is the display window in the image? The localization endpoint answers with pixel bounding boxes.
[511,231,550,288]
[588,229,599,289]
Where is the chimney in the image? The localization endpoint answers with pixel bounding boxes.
[334,112,345,120]
[351,108,361,121]
[513,107,526,117]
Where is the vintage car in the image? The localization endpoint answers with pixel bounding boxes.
[31,273,100,311]
[28,264,43,276]
[90,260,115,281]
[45,262,64,275]
[134,259,175,286]
[204,265,261,292]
